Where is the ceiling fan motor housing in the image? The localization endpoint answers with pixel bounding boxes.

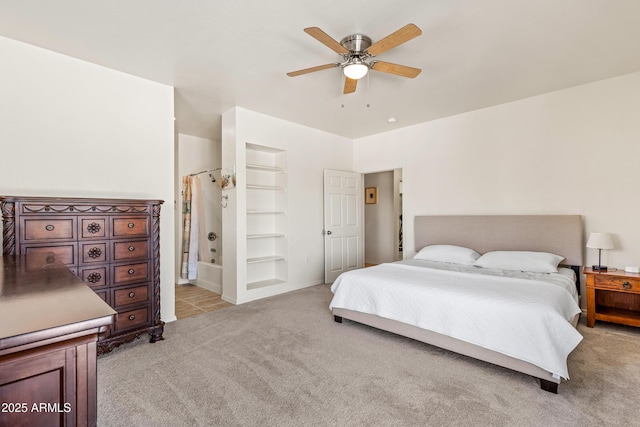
[340,34,372,55]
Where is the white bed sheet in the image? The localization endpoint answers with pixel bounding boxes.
[329,260,583,379]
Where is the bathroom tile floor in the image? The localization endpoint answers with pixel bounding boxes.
[175,283,233,319]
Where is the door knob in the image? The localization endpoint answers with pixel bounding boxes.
[326,230,332,235]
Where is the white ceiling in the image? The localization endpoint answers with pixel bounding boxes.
[2,1,640,140]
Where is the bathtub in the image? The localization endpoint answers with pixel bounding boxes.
[190,260,223,294]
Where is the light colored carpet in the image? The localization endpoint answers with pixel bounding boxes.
[98,284,640,426]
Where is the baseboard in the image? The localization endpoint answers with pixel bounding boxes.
[192,279,222,294]
[300,279,325,287]
[221,294,237,305]
[230,280,326,305]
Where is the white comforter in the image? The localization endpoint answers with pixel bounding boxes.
[329,261,583,379]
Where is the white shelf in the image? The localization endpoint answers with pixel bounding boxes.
[247,255,286,264]
[246,184,286,191]
[245,142,288,290]
[247,210,286,215]
[246,233,285,239]
[247,278,286,290]
[247,164,286,173]
[246,142,283,153]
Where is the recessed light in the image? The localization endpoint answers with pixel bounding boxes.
[387,117,397,123]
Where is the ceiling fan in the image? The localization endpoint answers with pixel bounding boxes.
[287,24,422,94]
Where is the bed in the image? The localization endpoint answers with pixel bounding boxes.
[330,215,584,393]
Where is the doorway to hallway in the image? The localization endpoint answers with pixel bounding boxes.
[364,168,403,266]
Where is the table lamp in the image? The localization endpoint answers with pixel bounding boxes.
[586,232,614,271]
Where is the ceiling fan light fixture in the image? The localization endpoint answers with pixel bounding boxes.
[343,61,369,80]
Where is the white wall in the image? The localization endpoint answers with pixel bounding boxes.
[223,107,353,304]
[354,71,640,282]
[176,134,221,284]
[0,36,176,322]
[364,171,396,265]
[221,110,238,303]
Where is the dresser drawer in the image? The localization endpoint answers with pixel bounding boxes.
[112,262,150,286]
[112,217,149,238]
[595,275,640,292]
[22,217,76,241]
[80,241,108,264]
[112,240,150,262]
[78,265,108,289]
[112,284,149,309]
[79,217,108,239]
[114,306,149,332]
[22,243,77,266]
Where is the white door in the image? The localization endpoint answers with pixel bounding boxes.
[323,169,364,283]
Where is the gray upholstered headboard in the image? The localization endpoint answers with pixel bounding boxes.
[414,215,583,267]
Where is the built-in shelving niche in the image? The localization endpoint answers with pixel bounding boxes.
[245,143,287,291]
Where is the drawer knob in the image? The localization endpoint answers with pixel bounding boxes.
[129,292,135,298]
[87,272,102,283]
[128,245,135,251]
[88,247,102,258]
[128,223,135,228]
[623,281,632,290]
[86,222,101,234]
[128,268,135,275]
[45,224,55,231]
[129,315,135,321]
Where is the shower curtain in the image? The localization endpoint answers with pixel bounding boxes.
[180,175,202,280]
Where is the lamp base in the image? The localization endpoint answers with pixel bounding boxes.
[592,265,608,272]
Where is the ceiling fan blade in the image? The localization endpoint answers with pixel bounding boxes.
[371,61,421,78]
[366,23,422,56]
[304,27,349,55]
[343,77,357,94]
[287,63,338,77]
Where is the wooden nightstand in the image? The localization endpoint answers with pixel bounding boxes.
[584,267,640,328]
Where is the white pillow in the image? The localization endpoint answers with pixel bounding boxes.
[414,245,481,265]
[473,251,564,273]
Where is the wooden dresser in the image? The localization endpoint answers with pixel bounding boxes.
[0,254,115,427]
[0,196,164,354]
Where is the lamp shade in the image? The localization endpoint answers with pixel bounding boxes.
[586,232,614,250]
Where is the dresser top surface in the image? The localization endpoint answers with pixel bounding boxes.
[0,255,116,344]
[0,195,163,205]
